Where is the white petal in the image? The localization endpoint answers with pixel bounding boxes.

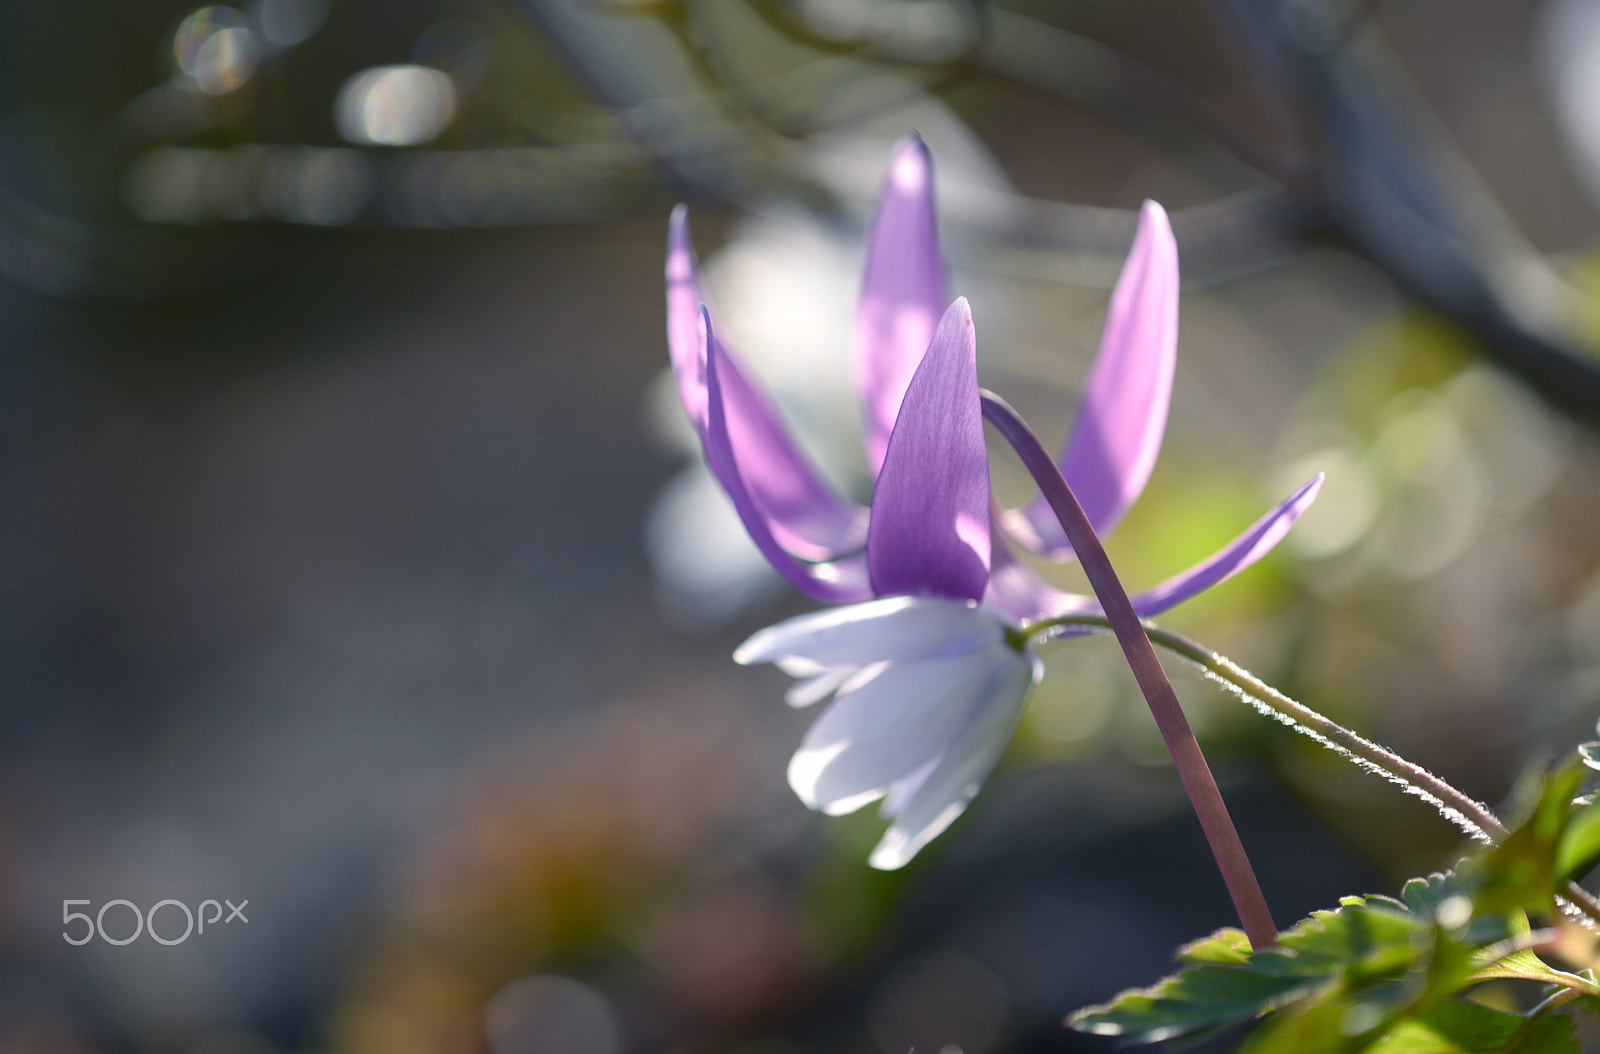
[784,664,857,708]
[836,661,890,694]
[880,754,941,817]
[869,650,1036,869]
[735,595,1000,668]
[776,655,826,678]
[785,649,1008,815]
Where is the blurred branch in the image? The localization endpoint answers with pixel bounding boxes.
[684,0,943,137]
[948,0,1600,430]
[969,7,1312,195]
[514,0,802,205]
[30,0,1600,402]
[1207,0,1600,430]
[512,0,1311,287]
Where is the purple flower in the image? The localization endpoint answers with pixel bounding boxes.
[666,135,1321,866]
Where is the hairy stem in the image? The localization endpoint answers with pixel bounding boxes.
[1106,617,1499,840]
[1023,612,1600,928]
[980,390,1279,949]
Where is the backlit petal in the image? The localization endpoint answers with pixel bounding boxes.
[715,343,869,559]
[787,650,1005,815]
[666,204,713,428]
[785,664,857,708]
[1131,474,1324,617]
[674,213,868,560]
[703,309,875,603]
[867,297,991,601]
[869,650,1037,869]
[735,594,999,668]
[857,134,949,476]
[1008,201,1178,558]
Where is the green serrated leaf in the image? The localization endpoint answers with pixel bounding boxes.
[1072,799,1600,1054]
[1068,898,1430,1044]
[1259,898,1427,981]
[1403,873,1472,916]
[1364,999,1578,1054]
[1069,965,1309,1044]
[1179,927,1253,965]
[1398,872,1513,947]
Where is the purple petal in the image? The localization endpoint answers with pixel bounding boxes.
[666,204,713,428]
[1009,201,1179,558]
[1130,474,1323,617]
[703,308,875,603]
[714,342,869,559]
[671,210,868,559]
[985,525,1097,624]
[856,134,950,478]
[867,297,991,602]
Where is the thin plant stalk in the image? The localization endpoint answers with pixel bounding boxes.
[980,390,1280,949]
[1024,611,1600,929]
[1025,614,1505,842]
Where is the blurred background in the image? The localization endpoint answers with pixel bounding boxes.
[5,0,1600,1050]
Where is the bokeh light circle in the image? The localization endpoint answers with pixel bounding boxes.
[335,65,457,147]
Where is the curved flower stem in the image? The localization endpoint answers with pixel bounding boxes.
[980,390,1279,950]
[1024,612,1600,929]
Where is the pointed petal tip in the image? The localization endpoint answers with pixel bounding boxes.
[786,751,822,811]
[668,204,693,250]
[731,637,761,666]
[731,610,813,665]
[1007,196,1178,555]
[888,133,934,195]
[868,798,968,870]
[893,131,932,163]
[868,835,911,871]
[1135,199,1176,256]
[695,306,713,367]
[1286,471,1325,511]
[667,206,697,282]
[947,295,972,327]
[1126,470,1329,618]
[857,130,948,476]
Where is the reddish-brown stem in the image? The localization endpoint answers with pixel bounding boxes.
[981,390,1278,949]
